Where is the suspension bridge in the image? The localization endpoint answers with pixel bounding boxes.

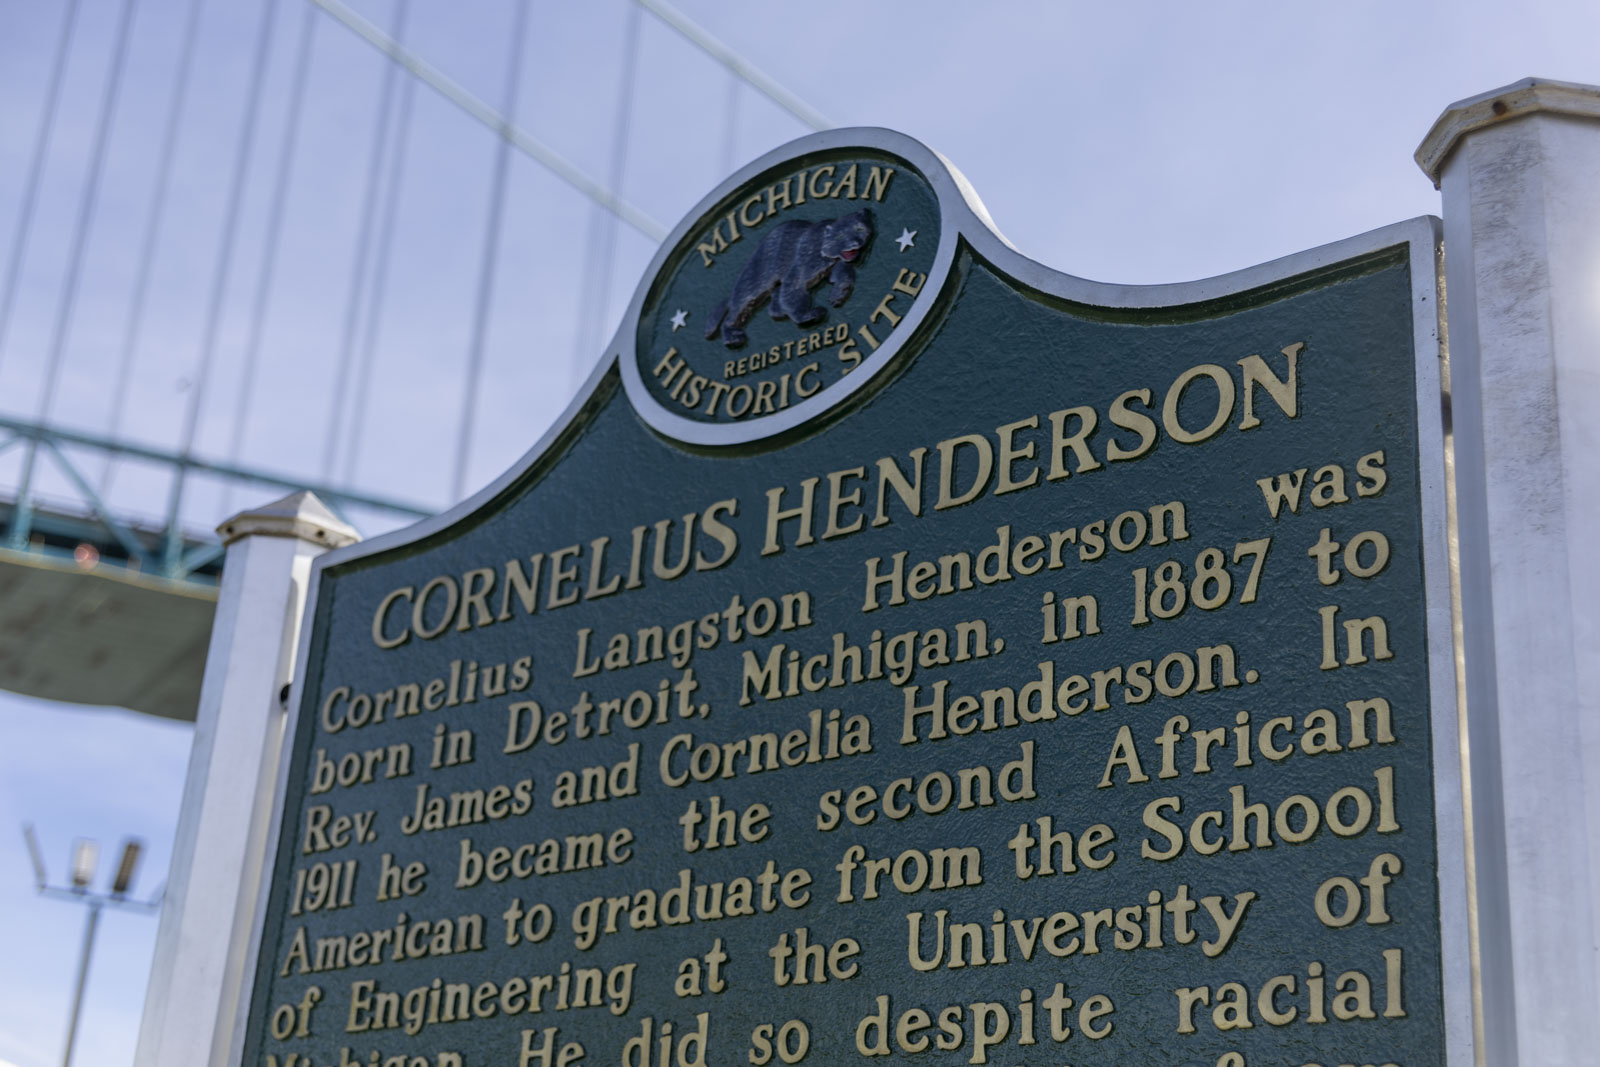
[0,0,826,720]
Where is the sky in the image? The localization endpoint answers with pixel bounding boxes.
[0,1,1597,1064]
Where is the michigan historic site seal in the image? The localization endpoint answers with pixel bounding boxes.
[621,131,969,446]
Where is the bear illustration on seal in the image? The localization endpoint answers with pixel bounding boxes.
[704,209,873,348]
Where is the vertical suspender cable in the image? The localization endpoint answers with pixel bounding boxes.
[449,0,531,503]
[0,0,82,373]
[30,0,139,423]
[569,0,643,389]
[321,0,410,482]
[162,0,282,571]
[10,0,139,544]
[102,0,206,490]
[222,3,318,501]
[341,69,417,488]
[721,74,739,175]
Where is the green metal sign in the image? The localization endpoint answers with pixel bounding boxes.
[240,130,1465,1067]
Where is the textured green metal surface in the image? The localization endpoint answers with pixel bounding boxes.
[242,138,1444,1067]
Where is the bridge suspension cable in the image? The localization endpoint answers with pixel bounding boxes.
[306,0,830,244]
[722,75,741,175]
[451,0,533,503]
[633,0,829,132]
[306,0,668,242]
[224,3,321,506]
[102,0,207,492]
[570,0,645,389]
[324,0,412,483]
[341,65,419,488]
[0,0,83,370]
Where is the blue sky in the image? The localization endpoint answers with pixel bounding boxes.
[1,1,1597,1064]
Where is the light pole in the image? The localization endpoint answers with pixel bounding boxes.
[22,825,162,1067]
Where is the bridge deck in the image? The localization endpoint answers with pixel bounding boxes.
[0,544,214,721]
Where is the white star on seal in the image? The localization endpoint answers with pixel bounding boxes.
[670,308,688,331]
[895,228,917,252]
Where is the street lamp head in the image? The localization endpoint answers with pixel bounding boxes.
[69,839,97,891]
[111,839,143,897]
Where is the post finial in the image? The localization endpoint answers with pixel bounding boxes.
[1416,77,1600,186]
[216,490,360,548]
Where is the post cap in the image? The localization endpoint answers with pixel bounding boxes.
[1416,77,1600,187]
[217,491,361,549]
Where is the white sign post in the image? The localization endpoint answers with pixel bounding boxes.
[134,493,357,1067]
[1417,77,1600,1064]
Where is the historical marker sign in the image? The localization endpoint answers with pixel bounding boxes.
[238,130,1466,1067]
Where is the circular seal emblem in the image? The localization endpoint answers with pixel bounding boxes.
[619,129,963,446]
